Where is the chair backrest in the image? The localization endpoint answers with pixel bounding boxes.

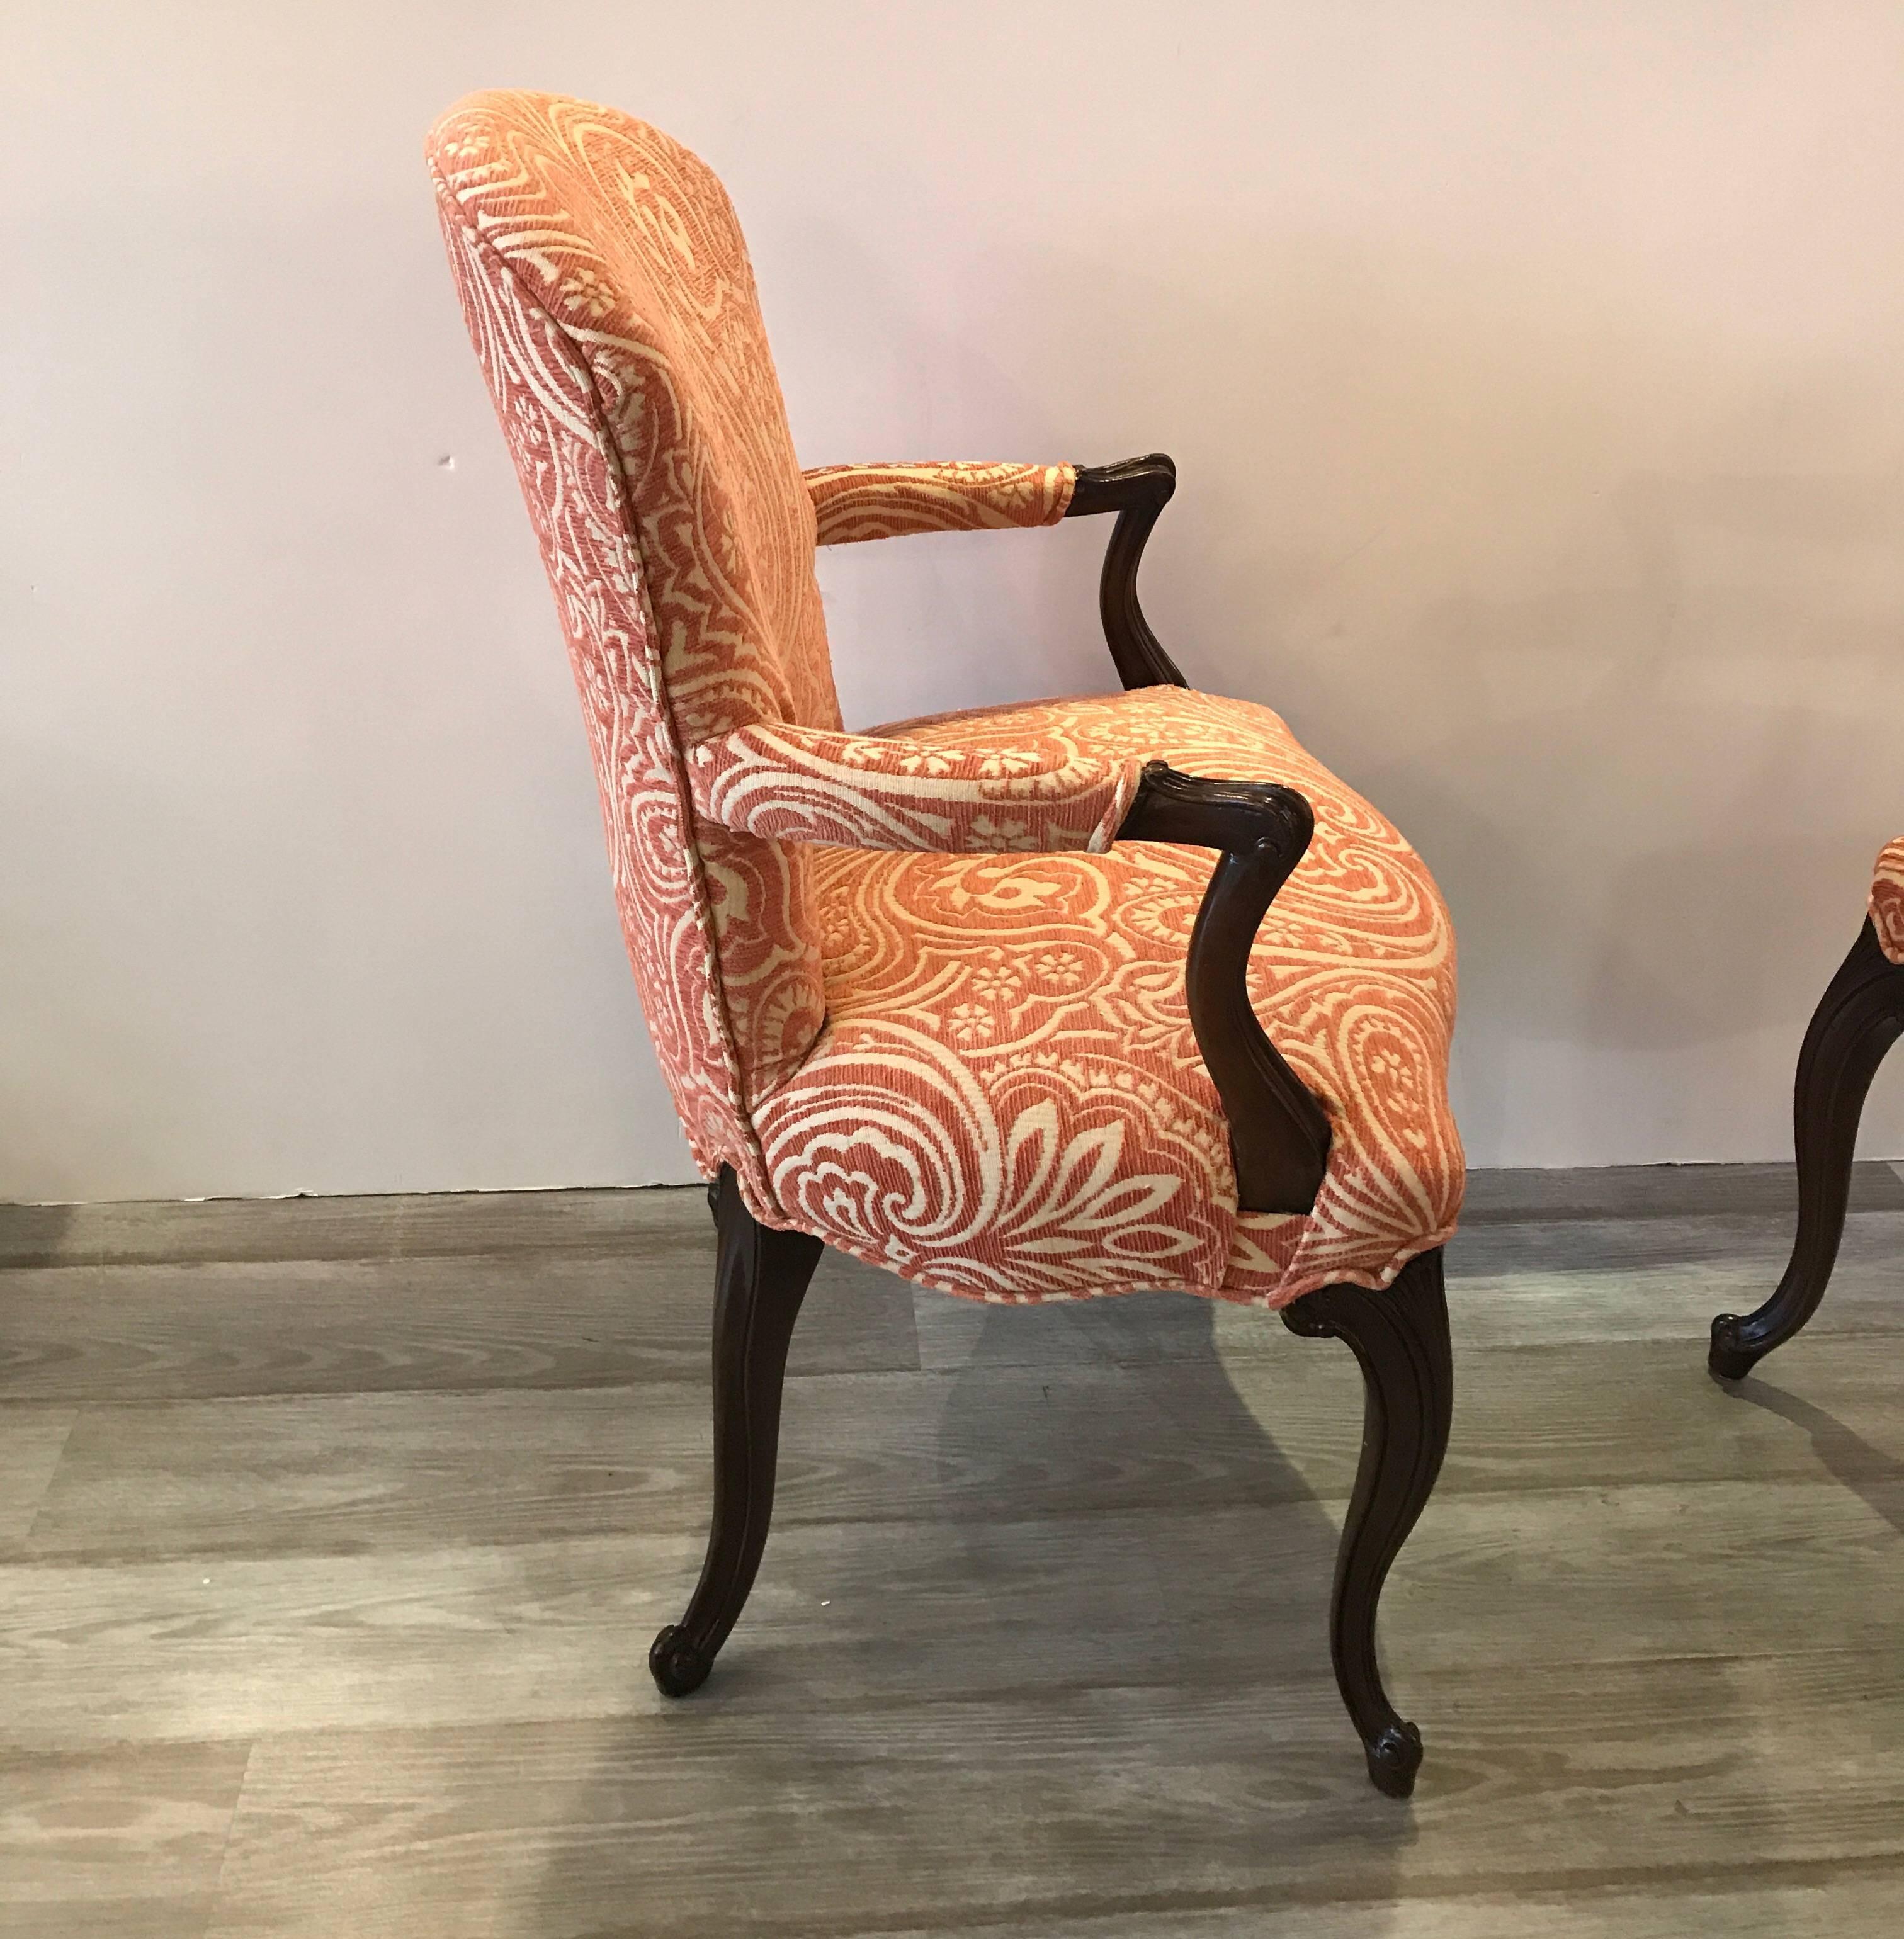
[427,91,836,1196]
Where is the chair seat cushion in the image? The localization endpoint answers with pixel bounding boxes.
[1872,837,1904,964]
[749,686,1462,1305]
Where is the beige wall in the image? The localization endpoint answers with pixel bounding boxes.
[6,1,1904,1200]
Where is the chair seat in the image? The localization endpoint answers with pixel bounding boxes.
[750,685,1462,1304]
[1871,836,1904,963]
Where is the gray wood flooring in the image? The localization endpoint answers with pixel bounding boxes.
[4,1163,1903,1936]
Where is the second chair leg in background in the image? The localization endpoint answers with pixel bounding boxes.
[1710,920,1904,1381]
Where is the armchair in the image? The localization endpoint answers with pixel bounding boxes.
[429,90,1462,1797]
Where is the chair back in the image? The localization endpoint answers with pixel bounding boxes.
[428,91,836,1185]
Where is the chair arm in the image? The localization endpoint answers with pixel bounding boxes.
[1063,456,1188,691]
[804,453,1187,692]
[804,463,1076,545]
[1116,761,1332,1213]
[686,720,1143,856]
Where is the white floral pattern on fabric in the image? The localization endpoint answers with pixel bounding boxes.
[806,461,1076,545]
[429,90,1463,1311]
[1871,837,1904,964]
[686,720,1141,854]
[754,687,1463,1306]
[428,169,777,1202]
[431,90,841,1119]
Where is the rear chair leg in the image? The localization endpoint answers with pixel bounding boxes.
[1283,1249,1453,1798]
[650,1166,823,1697]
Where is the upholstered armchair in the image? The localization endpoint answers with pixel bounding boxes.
[428,91,1463,1798]
[1710,840,1904,1379]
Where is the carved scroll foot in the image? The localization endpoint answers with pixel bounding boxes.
[647,1624,713,1698]
[1706,1314,1759,1383]
[1363,1721,1425,1800]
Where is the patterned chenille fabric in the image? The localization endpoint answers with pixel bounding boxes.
[686,720,1142,855]
[1871,837,1904,964]
[428,89,1463,1307]
[748,688,1461,1304]
[807,462,1076,545]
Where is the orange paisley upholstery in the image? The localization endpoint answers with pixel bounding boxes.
[1871,837,1904,964]
[428,89,1463,1309]
[753,687,1460,1304]
[430,88,842,1141]
[807,462,1076,545]
[686,720,1142,856]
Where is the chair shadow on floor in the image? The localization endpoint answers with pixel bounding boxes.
[0,1199,78,1269]
[535,1276,1415,1938]
[1719,1377,1904,1539]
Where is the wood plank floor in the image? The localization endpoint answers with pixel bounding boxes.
[3,1163,1902,1936]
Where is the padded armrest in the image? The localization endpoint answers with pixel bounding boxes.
[803,462,1076,545]
[685,718,1142,855]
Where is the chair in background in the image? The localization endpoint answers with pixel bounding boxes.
[1710,840,1904,1379]
[428,91,1463,1797]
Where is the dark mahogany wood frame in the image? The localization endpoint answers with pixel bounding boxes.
[1710,916,1904,1380]
[650,456,1454,1800]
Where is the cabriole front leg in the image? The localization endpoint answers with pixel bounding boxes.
[1281,1250,1453,1798]
[650,1165,823,1697]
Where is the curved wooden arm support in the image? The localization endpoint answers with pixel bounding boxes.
[1064,455,1188,690]
[1116,761,1333,1214]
